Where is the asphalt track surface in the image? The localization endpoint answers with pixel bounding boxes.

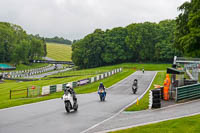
[25,57,70,79]
[0,71,156,133]
[88,99,200,133]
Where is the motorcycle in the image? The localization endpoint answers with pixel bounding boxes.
[62,92,78,113]
[98,88,106,101]
[132,79,138,94]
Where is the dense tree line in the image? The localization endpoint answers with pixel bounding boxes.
[72,20,182,68]
[45,36,72,45]
[175,0,200,57]
[0,22,47,65]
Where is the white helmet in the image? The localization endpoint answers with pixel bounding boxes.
[66,83,72,88]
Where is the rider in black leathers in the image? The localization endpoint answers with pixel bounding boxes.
[132,79,138,93]
[133,79,138,87]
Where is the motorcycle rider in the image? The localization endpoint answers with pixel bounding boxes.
[142,68,144,73]
[65,84,77,105]
[132,79,138,92]
[98,82,106,95]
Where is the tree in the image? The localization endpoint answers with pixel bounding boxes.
[12,40,30,65]
[103,27,130,64]
[0,22,47,64]
[125,22,160,62]
[154,20,182,62]
[72,20,182,68]
[72,29,105,68]
[45,36,72,44]
[175,0,200,57]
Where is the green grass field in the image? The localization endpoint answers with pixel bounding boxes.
[0,63,170,109]
[111,114,200,133]
[46,42,72,61]
[125,72,166,111]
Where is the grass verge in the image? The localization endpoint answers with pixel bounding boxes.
[125,72,166,111]
[110,114,200,133]
[46,42,72,61]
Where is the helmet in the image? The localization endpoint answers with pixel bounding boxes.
[65,83,72,90]
[66,83,71,88]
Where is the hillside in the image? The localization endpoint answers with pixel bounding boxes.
[46,42,72,61]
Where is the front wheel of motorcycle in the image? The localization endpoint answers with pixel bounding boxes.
[65,102,71,113]
[132,89,136,94]
[100,96,103,101]
[74,104,78,111]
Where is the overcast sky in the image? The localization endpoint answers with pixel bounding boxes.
[0,0,188,40]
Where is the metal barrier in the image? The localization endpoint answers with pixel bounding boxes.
[41,68,123,95]
[176,83,200,102]
[50,85,57,93]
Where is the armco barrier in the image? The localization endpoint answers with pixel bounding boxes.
[42,86,50,95]
[105,73,107,78]
[62,84,67,90]
[96,75,100,81]
[176,83,200,102]
[101,74,104,79]
[50,85,57,93]
[91,77,95,83]
[72,82,77,88]
[88,78,91,83]
[112,70,114,75]
[41,68,122,96]
[56,84,63,92]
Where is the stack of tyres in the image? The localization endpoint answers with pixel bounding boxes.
[160,87,164,100]
[152,89,161,108]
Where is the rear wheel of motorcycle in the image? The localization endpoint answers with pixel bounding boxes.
[65,102,71,113]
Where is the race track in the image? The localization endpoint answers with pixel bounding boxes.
[0,71,156,133]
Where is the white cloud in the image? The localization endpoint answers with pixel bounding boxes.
[0,0,188,40]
